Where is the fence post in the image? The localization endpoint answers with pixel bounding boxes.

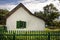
[48,32,50,40]
[13,33,15,40]
[26,31,27,40]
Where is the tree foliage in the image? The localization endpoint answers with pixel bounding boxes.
[0,9,9,16]
[34,4,60,28]
[0,9,9,25]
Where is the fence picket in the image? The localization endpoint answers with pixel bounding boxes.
[0,31,60,40]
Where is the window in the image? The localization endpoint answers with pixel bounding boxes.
[16,21,26,28]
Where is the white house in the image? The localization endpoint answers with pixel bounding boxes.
[5,3,45,31]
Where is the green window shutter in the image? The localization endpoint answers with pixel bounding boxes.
[23,22,26,28]
[19,21,22,27]
[17,21,20,28]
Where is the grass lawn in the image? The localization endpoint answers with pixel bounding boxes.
[45,28,60,31]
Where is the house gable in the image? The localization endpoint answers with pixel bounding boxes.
[5,3,45,21]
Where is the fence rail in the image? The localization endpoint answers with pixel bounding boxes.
[0,31,60,40]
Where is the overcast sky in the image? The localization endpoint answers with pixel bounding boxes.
[0,0,60,13]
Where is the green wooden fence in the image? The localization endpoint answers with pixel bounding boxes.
[0,31,60,40]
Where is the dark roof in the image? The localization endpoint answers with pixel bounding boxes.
[5,3,45,21]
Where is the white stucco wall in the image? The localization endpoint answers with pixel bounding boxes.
[6,7,45,31]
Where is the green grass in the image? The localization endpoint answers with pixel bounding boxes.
[45,28,60,31]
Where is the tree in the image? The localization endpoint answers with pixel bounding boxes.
[43,4,59,26]
[0,9,9,25]
[0,9,9,16]
[34,4,60,28]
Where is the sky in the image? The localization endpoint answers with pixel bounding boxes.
[0,0,60,13]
